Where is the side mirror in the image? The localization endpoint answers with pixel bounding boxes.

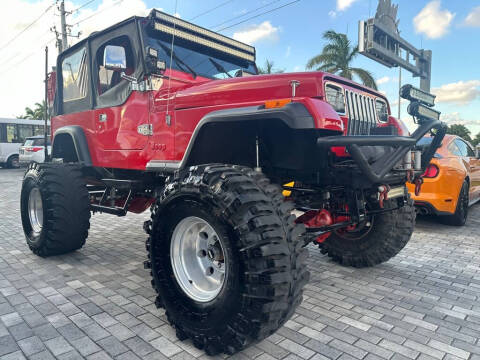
[103,45,126,70]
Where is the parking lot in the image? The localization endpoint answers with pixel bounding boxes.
[1,167,480,360]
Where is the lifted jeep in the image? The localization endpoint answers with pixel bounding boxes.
[20,9,445,355]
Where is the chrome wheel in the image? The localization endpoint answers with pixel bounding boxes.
[170,216,227,302]
[28,187,43,234]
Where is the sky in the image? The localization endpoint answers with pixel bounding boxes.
[1,0,480,136]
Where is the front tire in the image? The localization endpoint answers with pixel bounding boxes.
[319,198,416,267]
[144,164,309,355]
[20,163,91,256]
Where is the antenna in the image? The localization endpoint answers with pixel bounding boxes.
[165,0,178,127]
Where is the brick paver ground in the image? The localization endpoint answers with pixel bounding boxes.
[1,168,480,360]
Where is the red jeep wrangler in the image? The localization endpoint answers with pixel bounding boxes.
[20,10,445,355]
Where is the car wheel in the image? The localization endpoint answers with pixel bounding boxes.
[144,164,309,355]
[6,155,20,169]
[441,180,469,226]
[319,196,416,267]
[20,162,91,256]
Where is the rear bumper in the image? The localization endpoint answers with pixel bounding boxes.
[406,180,457,215]
[317,119,447,184]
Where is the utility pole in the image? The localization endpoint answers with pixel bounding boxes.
[51,26,62,53]
[60,0,68,51]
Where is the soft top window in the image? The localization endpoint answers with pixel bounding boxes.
[96,35,135,96]
[325,84,345,113]
[62,47,88,102]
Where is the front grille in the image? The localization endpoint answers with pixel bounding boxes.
[345,90,377,135]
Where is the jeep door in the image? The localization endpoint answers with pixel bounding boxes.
[91,31,149,151]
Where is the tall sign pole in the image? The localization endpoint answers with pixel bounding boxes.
[358,0,432,92]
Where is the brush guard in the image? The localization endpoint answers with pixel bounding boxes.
[317,118,447,184]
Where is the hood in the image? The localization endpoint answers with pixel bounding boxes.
[173,72,326,110]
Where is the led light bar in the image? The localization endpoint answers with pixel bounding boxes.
[407,102,441,121]
[153,22,255,62]
[153,10,255,55]
[401,84,436,107]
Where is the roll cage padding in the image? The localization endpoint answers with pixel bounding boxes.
[147,102,316,171]
[52,126,92,166]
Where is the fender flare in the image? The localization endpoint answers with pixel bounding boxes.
[52,125,92,166]
[146,102,315,172]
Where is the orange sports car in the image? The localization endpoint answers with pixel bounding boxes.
[407,135,480,225]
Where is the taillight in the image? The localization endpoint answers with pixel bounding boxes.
[27,147,43,152]
[423,164,439,178]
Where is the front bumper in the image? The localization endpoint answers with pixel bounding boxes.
[316,119,447,184]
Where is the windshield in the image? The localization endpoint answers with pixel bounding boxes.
[142,26,257,80]
[417,137,433,146]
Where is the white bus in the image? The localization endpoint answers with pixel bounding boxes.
[0,118,50,168]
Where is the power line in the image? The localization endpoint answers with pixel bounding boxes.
[0,2,55,53]
[189,0,234,21]
[70,0,98,15]
[0,37,56,77]
[72,0,124,27]
[212,0,282,30]
[217,0,301,32]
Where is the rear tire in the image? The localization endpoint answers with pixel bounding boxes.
[144,164,309,355]
[7,155,20,169]
[319,198,415,267]
[20,163,91,256]
[440,180,469,226]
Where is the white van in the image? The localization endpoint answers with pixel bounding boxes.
[0,118,50,168]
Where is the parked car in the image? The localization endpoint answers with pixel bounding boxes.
[19,136,51,165]
[407,135,480,225]
[1,118,50,168]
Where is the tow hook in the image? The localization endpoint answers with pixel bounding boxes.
[414,177,424,196]
[378,185,390,208]
[407,169,414,183]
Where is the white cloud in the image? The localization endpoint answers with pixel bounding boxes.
[413,1,455,39]
[232,21,279,45]
[440,112,480,127]
[337,0,358,11]
[328,10,337,18]
[464,6,480,27]
[376,76,390,85]
[293,65,302,72]
[432,80,480,105]
[0,0,151,118]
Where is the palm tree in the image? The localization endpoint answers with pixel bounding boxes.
[307,30,377,90]
[258,59,284,74]
[17,101,46,120]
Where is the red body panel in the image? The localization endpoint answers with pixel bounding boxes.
[51,70,397,170]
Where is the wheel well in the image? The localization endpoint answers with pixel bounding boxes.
[184,119,331,172]
[52,133,78,162]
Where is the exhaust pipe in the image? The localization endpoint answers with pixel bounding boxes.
[416,206,429,216]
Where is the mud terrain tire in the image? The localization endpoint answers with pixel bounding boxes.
[20,163,90,256]
[144,164,309,356]
[319,198,415,267]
